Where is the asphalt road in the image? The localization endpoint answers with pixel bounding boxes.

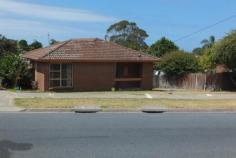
[1,113,236,158]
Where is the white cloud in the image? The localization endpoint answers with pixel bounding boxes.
[0,18,104,39]
[0,0,116,22]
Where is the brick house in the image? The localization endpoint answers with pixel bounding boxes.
[23,38,159,91]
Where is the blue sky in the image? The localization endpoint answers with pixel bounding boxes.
[0,0,236,51]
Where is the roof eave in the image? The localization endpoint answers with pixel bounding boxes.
[35,59,159,63]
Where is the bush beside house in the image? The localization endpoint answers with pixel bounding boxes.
[158,51,199,76]
[0,53,32,89]
[0,35,43,89]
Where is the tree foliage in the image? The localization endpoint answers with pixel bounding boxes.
[192,47,203,56]
[211,30,236,71]
[192,35,216,56]
[0,35,17,56]
[0,35,43,89]
[148,37,179,57]
[0,53,32,88]
[105,20,149,51]
[201,35,215,49]
[198,47,215,71]
[49,39,59,45]
[17,40,29,53]
[158,51,199,76]
[29,40,43,50]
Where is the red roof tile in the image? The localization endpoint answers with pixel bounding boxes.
[23,38,159,62]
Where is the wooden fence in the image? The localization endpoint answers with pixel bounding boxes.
[153,72,236,91]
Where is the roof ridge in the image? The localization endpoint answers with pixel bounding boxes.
[69,38,102,42]
[41,40,72,59]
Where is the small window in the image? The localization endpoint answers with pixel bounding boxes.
[49,64,73,88]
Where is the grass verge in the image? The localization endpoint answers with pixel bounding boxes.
[14,98,236,111]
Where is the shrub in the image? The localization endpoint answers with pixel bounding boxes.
[198,47,215,72]
[0,53,32,89]
[158,51,199,76]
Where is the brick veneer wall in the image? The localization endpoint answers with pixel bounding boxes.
[35,62,153,91]
[74,62,116,91]
[141,62,153,90]
[35,62,49,91]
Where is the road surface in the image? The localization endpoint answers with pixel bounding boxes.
[0,112,236,158]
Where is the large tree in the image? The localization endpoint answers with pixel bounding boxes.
[148,37,179,57]
[212,30,236,71]
[158,51,199,76]
[0,35,17,56]
[105,20,149,51]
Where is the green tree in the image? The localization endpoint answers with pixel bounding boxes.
[201,35,215,49]
[158,51,199,76]
[17,40,29,53]
[211,30,236,71]
[105,20,149,51]
[148,37,179,57]
[29,40,43,50]
[192,47,203,56]
[49,39,59,45]
[198,47,215,71]
[0,53,31,88]
[0,35,17,56]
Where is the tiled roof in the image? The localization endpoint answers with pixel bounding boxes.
[23,38,159,62]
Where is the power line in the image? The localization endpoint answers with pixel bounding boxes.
[174,14,236,42]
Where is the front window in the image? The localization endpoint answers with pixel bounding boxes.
[116,63,142,78]
[50,64,72,88]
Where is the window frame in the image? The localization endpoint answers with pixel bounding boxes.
[49,64,73,89]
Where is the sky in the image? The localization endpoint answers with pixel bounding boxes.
[0,0,236,51]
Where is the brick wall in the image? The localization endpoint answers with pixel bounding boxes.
[74,63,116,91]
[35,62,154,91]
[35,62,49,91]
[141,63,153,90]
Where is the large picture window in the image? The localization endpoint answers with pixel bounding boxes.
[49,64,72,88]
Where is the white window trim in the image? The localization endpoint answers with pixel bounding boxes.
[49,64,73,89]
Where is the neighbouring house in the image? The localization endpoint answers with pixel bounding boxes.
[23,38,159,91]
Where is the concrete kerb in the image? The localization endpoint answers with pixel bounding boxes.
[19,108,236,113]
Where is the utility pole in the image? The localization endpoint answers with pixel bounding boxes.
[47,33,50,45]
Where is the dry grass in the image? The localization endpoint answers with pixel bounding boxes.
[14,98,236,110]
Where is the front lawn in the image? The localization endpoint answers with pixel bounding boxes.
[14,98,236,111]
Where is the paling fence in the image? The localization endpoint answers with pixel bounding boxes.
[153,72,236,91]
